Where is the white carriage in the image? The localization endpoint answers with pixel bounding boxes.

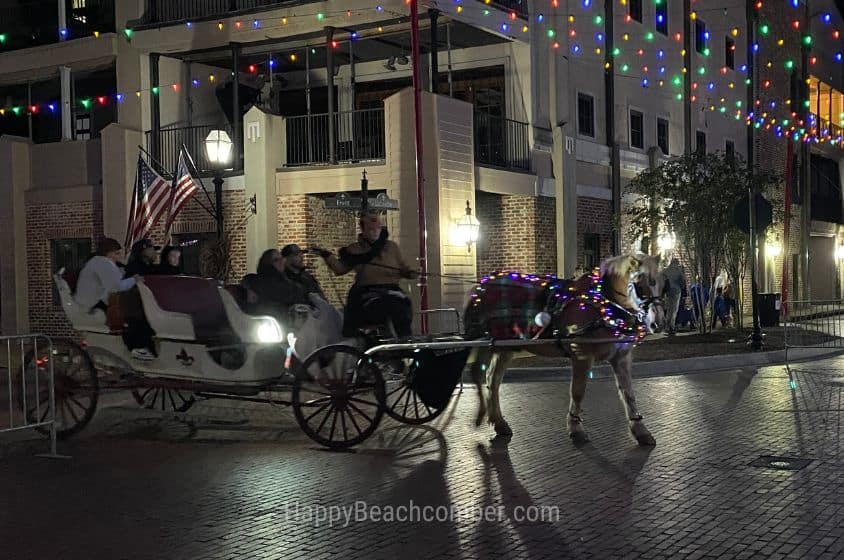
[18,272,468,449]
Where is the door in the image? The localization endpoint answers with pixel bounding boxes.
[808,236,836,300]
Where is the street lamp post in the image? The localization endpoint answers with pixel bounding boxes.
[204,129,233,238]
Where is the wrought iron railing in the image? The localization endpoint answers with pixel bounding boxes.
[285,108,386,166]
[474,112,530,171]
[810,113,844,144]
[484,0,529,19]
[0,0,114,51]
[144,123,233,175]
[142,0,303,25]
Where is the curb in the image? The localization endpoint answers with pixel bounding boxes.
[499,346,844,381]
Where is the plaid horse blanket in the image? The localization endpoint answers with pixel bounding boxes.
[464,272,572,339]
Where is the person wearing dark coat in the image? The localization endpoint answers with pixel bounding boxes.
[243,249,308,320]
[281,244,325,298]
[124,238,160,277]
[155,246,183,275]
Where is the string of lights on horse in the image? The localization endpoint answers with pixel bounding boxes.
[468,269,648,344]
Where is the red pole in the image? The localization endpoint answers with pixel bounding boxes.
[781,140,793,316]
[410,0,429,333]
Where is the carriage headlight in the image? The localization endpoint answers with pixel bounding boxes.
[256,319,284,343]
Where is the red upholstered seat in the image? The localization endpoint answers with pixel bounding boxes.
[142,276,231,341]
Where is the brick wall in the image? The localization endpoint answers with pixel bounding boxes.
[475,192,557,275]
[26,200,100,338]
[276,194,358,308]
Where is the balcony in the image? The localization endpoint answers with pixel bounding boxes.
[483,0,529,20]
[474,112,530,171]
[140,0,303,27]
[0,0,114,51]
[144,123,234,176]
[285,109,386,167]
[810,113,844,149]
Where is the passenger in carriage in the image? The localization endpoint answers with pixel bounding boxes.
[281,244,325,299]
[244,249,308,320]
[124,238,160,277]
[154,245,183,275]
[74,237,137,312]
[314,210,418,338]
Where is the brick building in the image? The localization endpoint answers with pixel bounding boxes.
[0,0,841,338]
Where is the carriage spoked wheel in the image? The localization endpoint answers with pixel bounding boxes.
[292,345,385,449]
[131,387,196,413]
[20,339,99,439]
[375,356,446,425]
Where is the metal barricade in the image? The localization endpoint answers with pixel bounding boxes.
[1,334,57,456]
[784,300,844,365]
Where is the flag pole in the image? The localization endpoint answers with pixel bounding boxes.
[410,0,429,335]
[125,155,140,249]
[163,145,181,244]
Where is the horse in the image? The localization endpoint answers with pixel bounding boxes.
[463,254,666,446]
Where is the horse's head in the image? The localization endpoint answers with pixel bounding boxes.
[601,254,666,333]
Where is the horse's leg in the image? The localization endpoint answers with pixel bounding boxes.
[609,348,656,446]
[469,348,491,428]
[568,358,592,444]
[487,350,513,436]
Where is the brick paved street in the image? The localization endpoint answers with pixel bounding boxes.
[4,357,844,559]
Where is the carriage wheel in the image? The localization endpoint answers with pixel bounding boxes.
[20,339,99,439]
[378,357,446,425]
[131,387,196,413]
[292,345,385,449]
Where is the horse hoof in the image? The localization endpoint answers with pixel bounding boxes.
[570,431,590,446]
[631,427,656,446]
[494,422,512,436]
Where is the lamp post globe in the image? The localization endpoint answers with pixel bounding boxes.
[204,129,233,238]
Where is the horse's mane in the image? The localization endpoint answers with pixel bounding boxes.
[600,254,638,279]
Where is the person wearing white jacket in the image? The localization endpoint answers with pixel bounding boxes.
[74,237,136,312]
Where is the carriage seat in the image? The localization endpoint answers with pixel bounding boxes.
[137,276,233,342]
[53,270,110,334]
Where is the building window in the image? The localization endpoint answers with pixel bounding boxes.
[172,232,218,277]
[629,0,643,22]
[630,110,644,149]
[696,130,707,153]
[657,117,669,155]
[583,233,601,271]
[50,238,92,305]
[725,139,735,161]
[75,114,91,140]
[725,36,735,69]
[655,1,668,35]
[577,93,595,137]
[695,20,708,55]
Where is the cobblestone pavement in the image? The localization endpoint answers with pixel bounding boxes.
[4,357,844,560]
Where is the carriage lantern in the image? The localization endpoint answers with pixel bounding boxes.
[454,200,481,252]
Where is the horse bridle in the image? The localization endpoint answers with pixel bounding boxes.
[629,274,665,321]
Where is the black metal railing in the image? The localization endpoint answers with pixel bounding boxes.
[286,108,386,167]
[483,0,529,19]
[474,112,530,171]
[811,113,844,145]
[0,0,114,51]
[145,123,233,175]
[143,0,304,25]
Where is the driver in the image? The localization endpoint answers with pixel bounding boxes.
[314,211,417,338]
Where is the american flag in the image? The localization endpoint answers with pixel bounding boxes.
[125,155,171,249]
[165,149,201,232]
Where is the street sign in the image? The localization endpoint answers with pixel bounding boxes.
[324,192,399,211]
[323,170,399,212]
[733,193,773,234]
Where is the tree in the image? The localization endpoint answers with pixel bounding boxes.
[624,151,780,332]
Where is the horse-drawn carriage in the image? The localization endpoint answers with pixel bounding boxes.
[21,251,666,450]
[18,272,469,449]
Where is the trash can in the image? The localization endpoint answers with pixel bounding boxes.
[758,293,781,327]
